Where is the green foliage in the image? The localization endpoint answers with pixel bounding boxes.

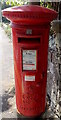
[6,0,28,6]
[40,1,52,8]
[46,3,52,9]
[2,0,54,9]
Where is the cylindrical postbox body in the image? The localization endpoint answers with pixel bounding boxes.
[2,5,58,117]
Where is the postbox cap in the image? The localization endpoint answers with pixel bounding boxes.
[2,5,58,25]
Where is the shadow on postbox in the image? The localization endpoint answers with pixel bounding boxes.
[2,5,58,117]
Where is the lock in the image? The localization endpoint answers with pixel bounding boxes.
[42,72,45,78]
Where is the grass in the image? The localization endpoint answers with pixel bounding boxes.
[0,22,11,39]
[4,24,11,39]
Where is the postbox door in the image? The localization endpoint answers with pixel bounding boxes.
[17,37,45,113]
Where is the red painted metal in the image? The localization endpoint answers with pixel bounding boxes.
[2,5,58,117]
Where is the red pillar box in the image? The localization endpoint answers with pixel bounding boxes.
[2,5,58,117]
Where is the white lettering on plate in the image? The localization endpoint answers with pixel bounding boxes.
[23,50,36,70]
